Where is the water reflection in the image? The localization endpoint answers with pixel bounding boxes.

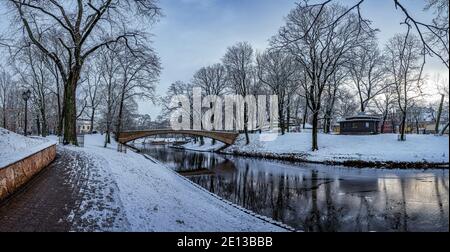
[141,145,449,232]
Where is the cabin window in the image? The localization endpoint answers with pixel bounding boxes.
[365,122,369,128]
[352,123,358,128]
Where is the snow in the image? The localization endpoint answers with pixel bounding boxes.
[181,138,225,152]
[225,132,449,163]
[0,127,57,168]
[65,133,285,231]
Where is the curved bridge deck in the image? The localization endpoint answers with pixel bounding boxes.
[118,129,240,145]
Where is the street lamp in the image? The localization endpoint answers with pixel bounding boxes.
[22,89,31,136]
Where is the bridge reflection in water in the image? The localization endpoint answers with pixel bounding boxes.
[139,144,449,232]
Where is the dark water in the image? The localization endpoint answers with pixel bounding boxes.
[140,144,449,232]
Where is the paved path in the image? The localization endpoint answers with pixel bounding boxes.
[0,147,127,231]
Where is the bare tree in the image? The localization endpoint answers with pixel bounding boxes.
[374,86,397,134]
[0,68,13,129]
[82,62,103,133]
[299,0,448,69]
[335,87,359,119]
[160,80,195,130]
[193,63,228,97]
[3,0,161,145]
[348,41,388,113]
[437,77,449,135]
[192,63,228,144]
[223,42,254,144]
[115,44,160,141]
[323,69,348,133]
[256,49,297,135]
[273,2,372,150]
[12,44,54,136]
[98,47,121,147]
[385,31,425,141]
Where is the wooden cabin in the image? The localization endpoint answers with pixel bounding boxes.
[339,113,381,135]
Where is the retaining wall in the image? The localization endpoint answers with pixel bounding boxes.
[0,145,56,202]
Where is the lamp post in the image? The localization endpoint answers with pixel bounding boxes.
[22,89,31,136]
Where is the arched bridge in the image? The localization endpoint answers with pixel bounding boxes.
[117,129,240,145]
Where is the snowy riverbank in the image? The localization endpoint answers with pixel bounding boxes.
[0,128,56,168]
[222,133,449,167]
[61,134,286,231]
[180,138,226,152]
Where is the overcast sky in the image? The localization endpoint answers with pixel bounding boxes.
[0,0,447,119]
[141,0,447,118]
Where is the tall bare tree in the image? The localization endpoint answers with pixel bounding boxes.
[348,41,388,113]
[0,68,14,129]
[223,42,254,144]
[256,49,296,135]
[4,0,161,145]
[385,31,425,141]
[300,0,448,69]
[115,44,160,141]
[273,2,372,150]
[98,46,121,147]
[81,62,103,133]
[193,63,228,97]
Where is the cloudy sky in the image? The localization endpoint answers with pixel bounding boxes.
[141,0,447,118]
[0,0,447,119]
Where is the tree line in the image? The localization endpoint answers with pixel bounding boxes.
[161,0,449,151]
[0,0,448,151]
[0,0,161,147]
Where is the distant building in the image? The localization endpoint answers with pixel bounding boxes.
[379,122,396,133]
[77,119,92,134]
[424,123,449,134]
[339,113,380,135]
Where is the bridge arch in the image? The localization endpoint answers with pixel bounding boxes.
[117,129,239,145]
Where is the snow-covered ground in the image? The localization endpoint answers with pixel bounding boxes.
[225,132,449,164]
[63,134,285,231]
[0,128,56,168]
[181,138,225,152]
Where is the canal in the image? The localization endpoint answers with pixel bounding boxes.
[140,144,449,232]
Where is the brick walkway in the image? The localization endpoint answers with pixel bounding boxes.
[0,147,128,231]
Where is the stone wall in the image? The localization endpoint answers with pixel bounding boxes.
[0,145,56,202]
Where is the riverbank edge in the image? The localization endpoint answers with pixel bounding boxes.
[218,149,449,169]
[135,150,297,232]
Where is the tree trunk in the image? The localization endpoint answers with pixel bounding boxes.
[391,115,396,134]
[40,106,48,137]
[302,101,308,129]
[62,69,80,145]
[286,101,291,133]
[90,108,95,134]
[104,129,110,148]
[440,121,449,135]
[55,67,63,137]
[279,99,285,135]
[324,114,331,134]
[244,102,250,145]
[435,94,444,134]
[36,113,41,136]
[115,91,126,141]
[400,112,406,141]
[415,120,419,134]
[380,109,388,134]
[311,112,319,151]
[2,105,6,129]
